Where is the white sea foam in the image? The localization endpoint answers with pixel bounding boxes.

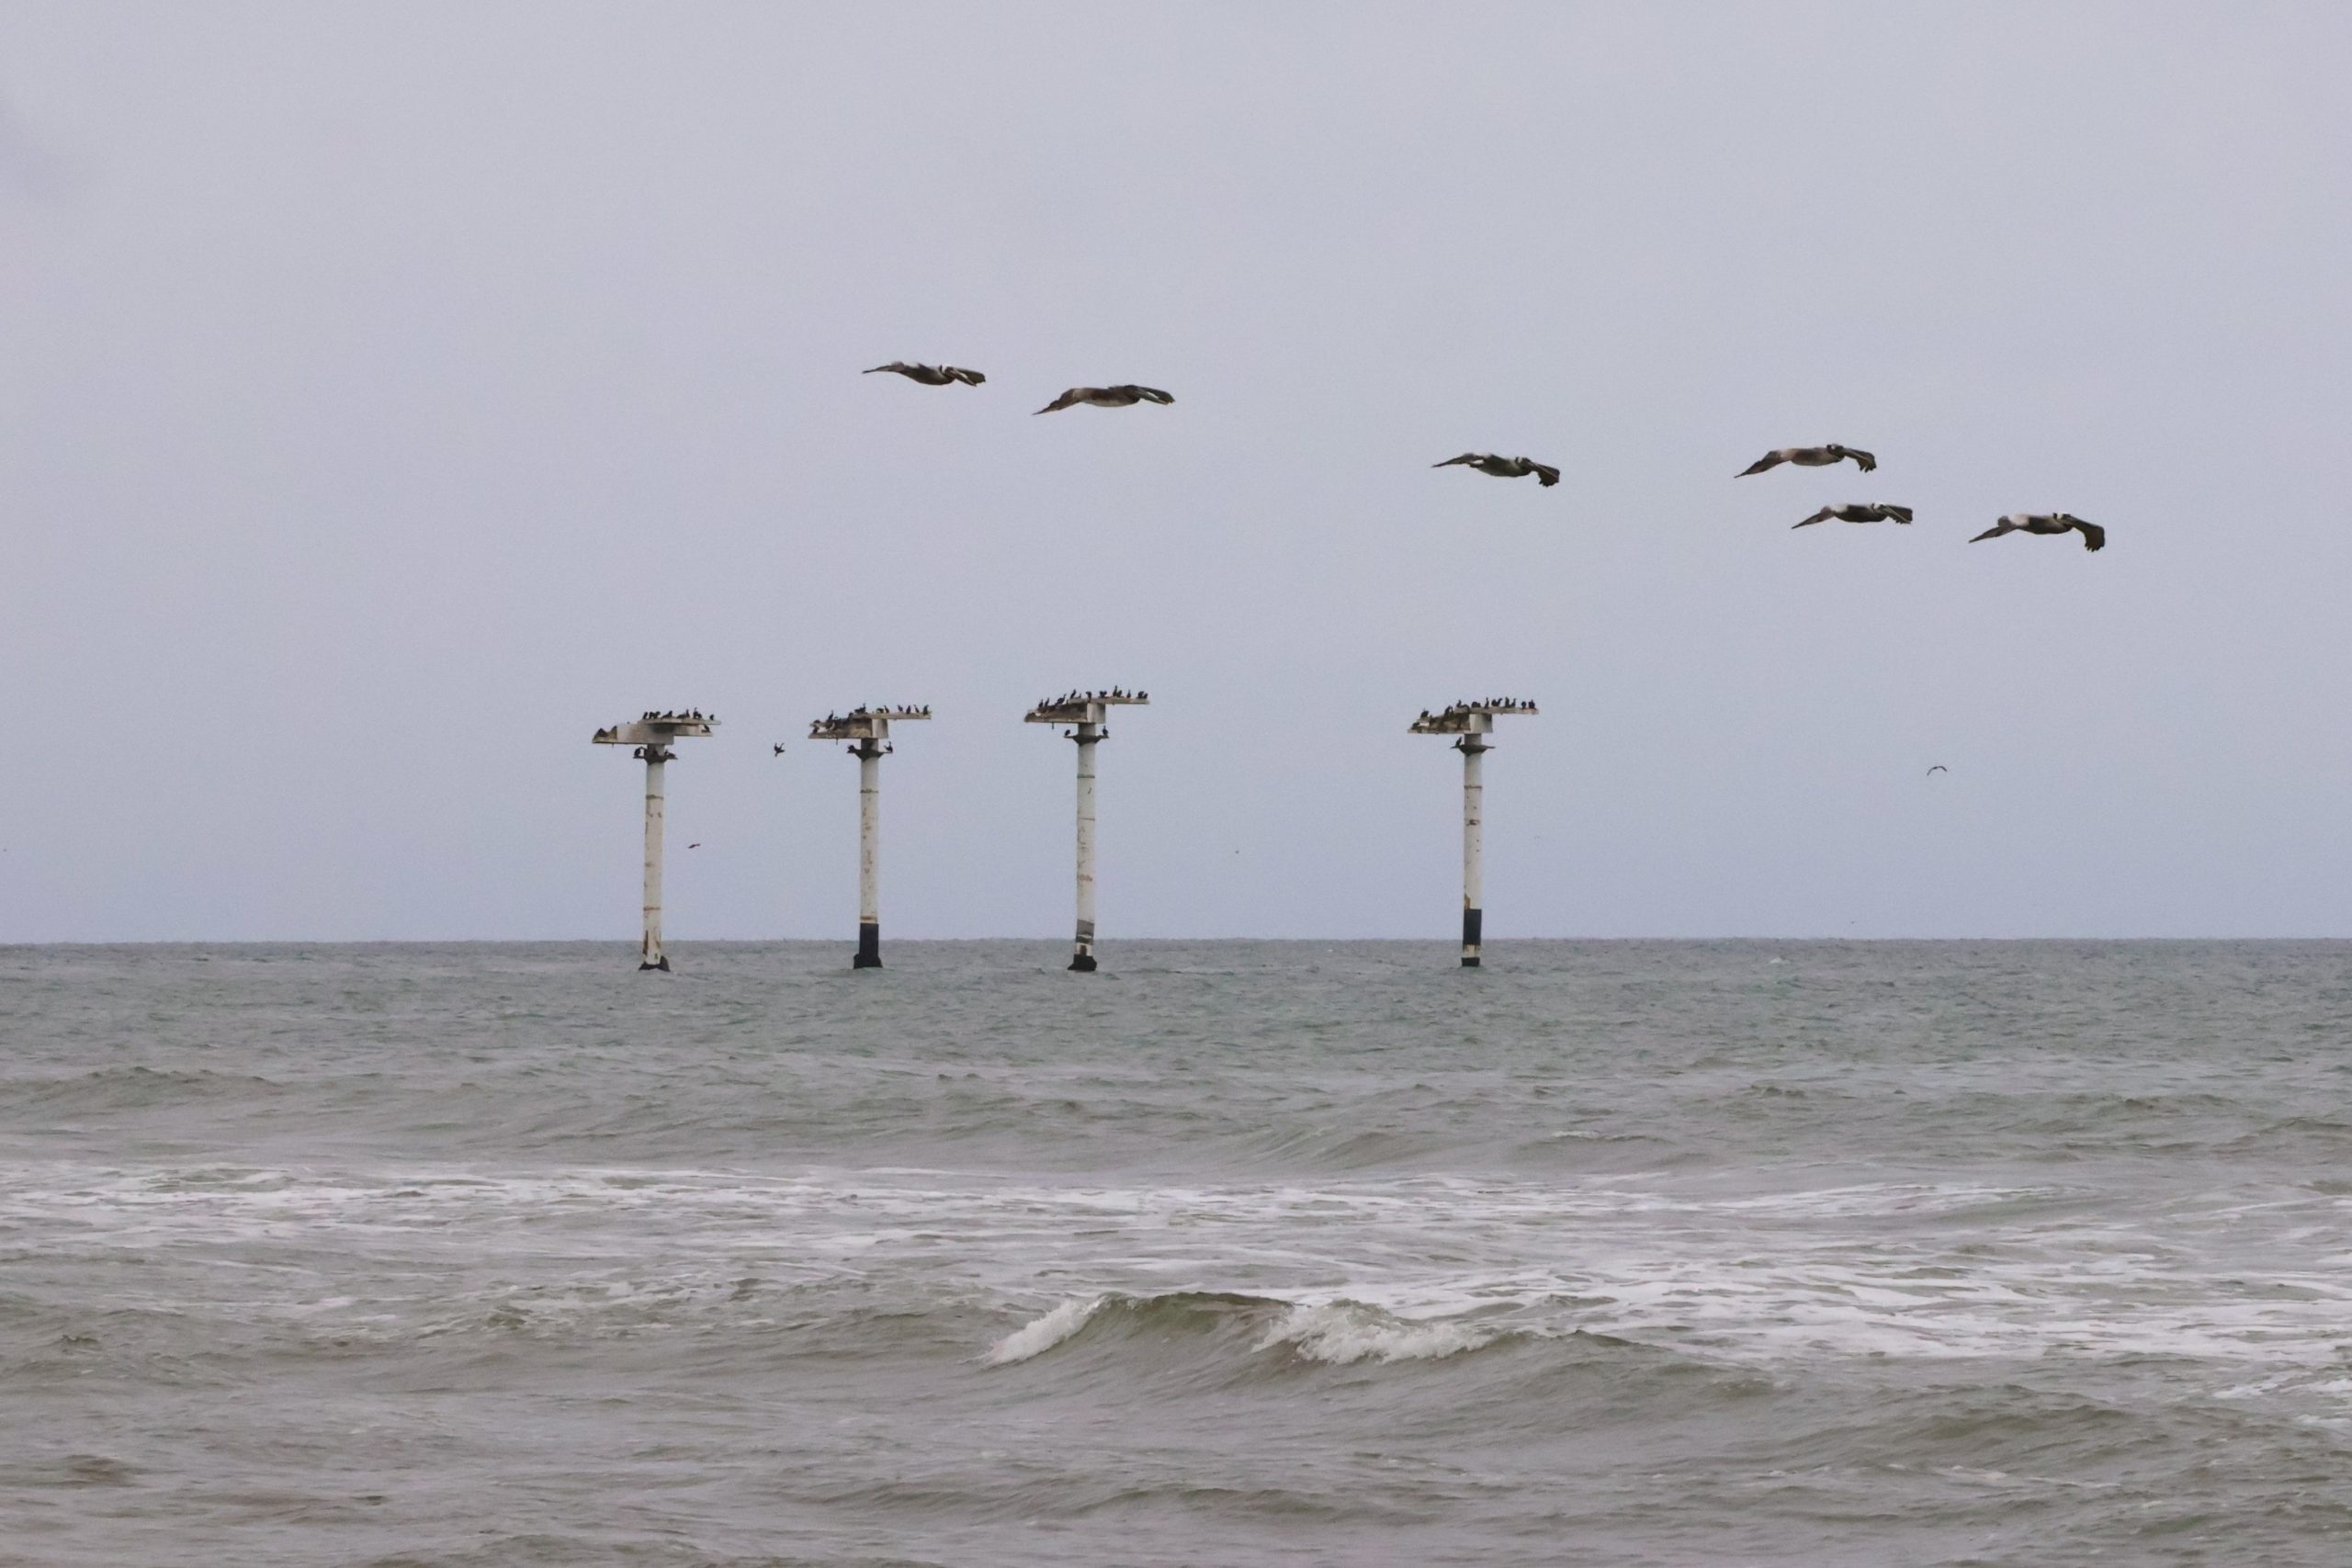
[982,1295,1104,1365]
[1257,1302,1495,1364]
[9,1158,2352,1373]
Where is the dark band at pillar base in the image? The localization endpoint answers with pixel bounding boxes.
[854,920,881,969]
[1461,908,1483,968]
[639,956,672,973]
[1069,949,1097,972]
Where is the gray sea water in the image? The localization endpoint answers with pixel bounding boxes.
[3,941,2349,1567]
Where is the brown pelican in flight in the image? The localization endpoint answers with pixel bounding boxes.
[1738,444,1877,476]
[1793,502,1913,529]
[1970,513,2105,552]
[1034,384,1174,414]
[865,362,985,387]
[1433,453,1561,487]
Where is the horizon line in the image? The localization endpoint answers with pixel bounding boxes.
[7,934,2351,949]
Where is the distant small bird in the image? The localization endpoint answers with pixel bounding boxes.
[865,362,985,386]
[1035,384,1174,414]
[1738,445,1877,476]
[1927,765,1948,776]
[1433,453,1560,487]
[1971,512,2105,551]
[1793,502,1914,529]
[687,842,702,850]
[773,744,787,756]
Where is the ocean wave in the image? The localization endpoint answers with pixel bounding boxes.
[356,1538,945,1568]
[979,1293,1104,1364]
[1254,1300,1502,1364]
[982,1290,1510,1371]
[980,1290,1287,1367]
[0,1065,289,1116]
[11,1159,2351,1380]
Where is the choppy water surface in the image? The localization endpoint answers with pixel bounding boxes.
[3,941,2350,1566]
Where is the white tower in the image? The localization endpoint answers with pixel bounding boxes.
[807,705,932,969]
[1409,698,1537,966]
[592,710,718,970]
[1024,688,1150,972]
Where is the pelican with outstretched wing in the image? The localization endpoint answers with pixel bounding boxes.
[1739,444,1876,476]
[865,362,985,386]
[1970,513,2105,551]
[1035,384,1174,413]
[1792,502,1913,529]
[1432,453,1561,487]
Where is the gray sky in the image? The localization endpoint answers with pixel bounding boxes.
[6,2,2350,942]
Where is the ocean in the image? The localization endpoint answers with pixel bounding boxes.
[2,941,2348,1566]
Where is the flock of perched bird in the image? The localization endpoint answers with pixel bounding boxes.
[865,361,2108,553]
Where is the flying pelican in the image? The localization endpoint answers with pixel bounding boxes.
[1432,453,1561,487]
[1792,502,1914,529]
[865,362,985,387]
[1738,445,1877,476]
[1970,513,2105,551]
[1035,385,1174,413]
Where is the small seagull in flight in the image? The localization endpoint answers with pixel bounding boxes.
[1971,513,2106,551]
[687,842,702,850]
[865,362,985,386]
[1927,765,1948,776]
[1793,502,1913,529]
[1739,444,1877,475]
[1035,384,1174,413]
[1433,453,1561,487]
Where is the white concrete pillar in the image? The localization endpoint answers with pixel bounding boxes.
[1460,738,1486,968]
[641,750,669,971]
[854,740,882,968]
[1071,724,1101,971]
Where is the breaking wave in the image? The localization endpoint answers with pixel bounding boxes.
[983,1290,1513,1370]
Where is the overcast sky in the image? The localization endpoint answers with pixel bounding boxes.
[6,2,2350,942]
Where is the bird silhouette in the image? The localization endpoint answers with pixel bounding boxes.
[1739,444,1876,475]
[1793,502,1914,529]
[1035,384,1174,413]
[865,362,985,386]
[1433,453,1560,487]
[1970,513,2105,551]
